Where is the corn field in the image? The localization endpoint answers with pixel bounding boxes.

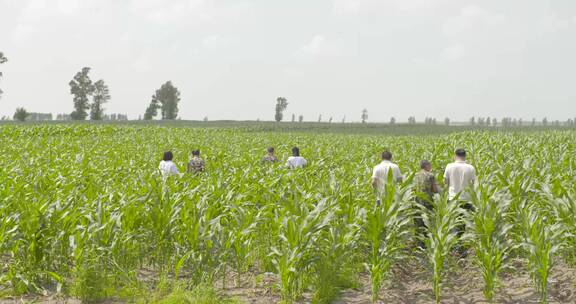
[0,125,574,303]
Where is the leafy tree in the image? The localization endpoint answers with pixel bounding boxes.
[542,117,548,126]
[275,97,288,122]
[328,117,333,123]
[291,113,295,122]
[143,99,159,120]
[69,67,95,120]
[13,107,29,121]
[492,118,497,126]
[470,116,476,125]
[90,80,110,120]
[390,117,396,124]
[361,109,368,123]
[408,116,416,124]
[145,81,180,120]
[342,116,346,123]
[298,114,304,123]
[0,52,7,98]
[444,117,450,126]
[318,114,322,123]
[157,81,180,120]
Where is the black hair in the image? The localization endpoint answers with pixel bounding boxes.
[192,150,200,156]
[381,151,392,160]
[420,160,431,169]
[163,151,173,161]
[455,148,466,158]
[267,147,275,153]
[292,147,300,156]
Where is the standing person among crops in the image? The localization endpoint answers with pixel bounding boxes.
[159,151,179,177]
[187,150,205,173]
[286,147,307,169]
[413,160,439,247]
[444,148,476,202]
[262,147,279,164]
[371,150,403,204]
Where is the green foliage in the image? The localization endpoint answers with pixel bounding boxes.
[0,125,574,304]
[13,107,29,121]
[90,80,110,120]
[274,97,288,122]
[0,51,6,98]
[145,81,180,120]
[69,67,95,120]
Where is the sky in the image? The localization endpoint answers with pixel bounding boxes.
[0,0,575,122]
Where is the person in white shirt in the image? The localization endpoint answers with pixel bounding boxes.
[286,147,307,169]
[159,151,179,177]
[371,151,403,203]
[444,148,476,201]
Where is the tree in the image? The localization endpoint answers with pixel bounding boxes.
[542,117,548,126]
[342,116,346,123]
[143,100,159,120]
[469,116,476,125]
[298,114,304,123]
[408,116,416,124]
[13,107,29,121]
[291,113,296,122]
[361,109,368,123]
[90,80,110,120]
[328,117,333,123]
[492,118,497,126]
[0,52,7,98]
[390,117,396,124]
[157,81,181,120]
[444,117,450,126]
[274,97,288,122]
[318,114,322,123]
[69,67,95,120]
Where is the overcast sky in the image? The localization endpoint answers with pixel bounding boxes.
[0,0,575,121]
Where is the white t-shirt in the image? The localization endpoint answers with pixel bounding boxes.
[372,160,403,193]
[286,156,307,169]
[444,160,476,200]
[159,160,179,176]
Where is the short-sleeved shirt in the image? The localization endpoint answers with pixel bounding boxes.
[159,160,179,176]
[372,160,403,193]
[262,155,279,163]
[444,160,476,200]
[188,157,205,173]
[286,156,307,169]
[414,170,436,203]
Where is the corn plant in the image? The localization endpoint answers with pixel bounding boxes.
[520,206,566,304]
[269,199,333,303]
[422,192,463,304]
[363,175,411,304]
[467,184,514,302]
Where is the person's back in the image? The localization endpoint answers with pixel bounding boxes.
[372,151,403,196]
[286,147,307,169]
[414,166,437,205]
[262,147,279,164]
[188,150,205,173]
[159,151,179,177]
[444,149,476,200]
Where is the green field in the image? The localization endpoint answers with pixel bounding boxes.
[0,124,575,303]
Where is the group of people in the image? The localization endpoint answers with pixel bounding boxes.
[159,146,476,249]
[158,146,309,176]
[371,148,476,250]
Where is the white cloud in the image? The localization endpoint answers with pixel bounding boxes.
[130,0,209,24]
[333,0,359,15]
[201,35,228,49]
[293,35,354,59]
[441,44,465,61]
[442,5,505,37]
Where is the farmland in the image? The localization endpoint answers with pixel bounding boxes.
[0,124,575,303]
